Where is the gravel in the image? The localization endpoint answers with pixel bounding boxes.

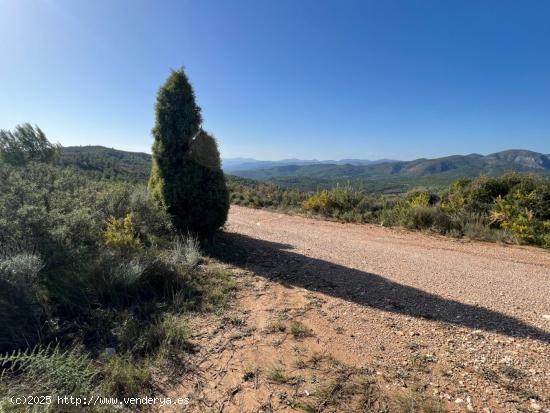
[222,206,550,412]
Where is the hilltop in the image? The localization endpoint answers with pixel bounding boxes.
[60,145,152,181]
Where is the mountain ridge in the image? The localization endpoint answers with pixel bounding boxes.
[222,157,397,172]
[58,146,549,191]
[231,149,550,180]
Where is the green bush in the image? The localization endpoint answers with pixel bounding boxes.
[491,195,547,245]
[128,186,172,241]
[103,213,141,252]
[0,253,43,286]
[408,206,438,229]
[303,186,375,221]
[0,163,104,265]
[227,176,308,210]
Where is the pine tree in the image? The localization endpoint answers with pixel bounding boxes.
[0,124,60,165]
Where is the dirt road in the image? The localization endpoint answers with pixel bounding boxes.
[170,206,550,413]
[226,206,550,339]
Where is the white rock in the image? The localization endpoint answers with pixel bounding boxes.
[542,314,550,321]
[104,347,116,358]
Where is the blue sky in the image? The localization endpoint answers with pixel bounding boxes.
[0,0,549,160]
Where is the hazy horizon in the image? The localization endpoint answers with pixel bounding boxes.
[63,144,549,164]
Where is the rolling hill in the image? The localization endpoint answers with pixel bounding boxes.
[60,146,152,181]
[58,146,550,193]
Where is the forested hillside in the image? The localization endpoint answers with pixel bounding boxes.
[60,146,152,181]
[231,150,550,192]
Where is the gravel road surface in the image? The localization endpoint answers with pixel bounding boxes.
[216,206,550,412]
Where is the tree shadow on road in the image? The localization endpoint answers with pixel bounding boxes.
[209,230,550,344]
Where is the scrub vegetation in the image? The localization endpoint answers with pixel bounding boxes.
[228,173,550,248]
[0,68,233,411]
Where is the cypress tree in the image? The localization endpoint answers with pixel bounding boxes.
[149,69,229,236]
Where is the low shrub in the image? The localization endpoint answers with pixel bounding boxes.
[303,190,332,214]
[303,186,377,222]
[490,186,550,246]
[128,186,172,242]
[0,253,43,288]
[408,206,438,230]
[103,213,141,252]
[88,253,145,305]
[230,172,550,248]
[0,254,44,352]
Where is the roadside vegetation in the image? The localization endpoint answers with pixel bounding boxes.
[228,173,550,248]
[0,158,235,412]
[0,68,232,411]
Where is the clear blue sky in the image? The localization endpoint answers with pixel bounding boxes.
[1,0,549,160]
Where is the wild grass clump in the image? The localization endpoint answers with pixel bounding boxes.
[102,355,153,398]
[396,394,446,413]
[266,321,287,333]
[267,366,289,384]
[0,345,100,411]
[156,314,190,356]
[290,321,314,339]
[165,235,201,269]
[297,364,392,413]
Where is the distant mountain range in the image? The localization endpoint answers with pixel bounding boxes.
[59,146,550,193]
[222,157,398,172]
[228,150,550,181]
